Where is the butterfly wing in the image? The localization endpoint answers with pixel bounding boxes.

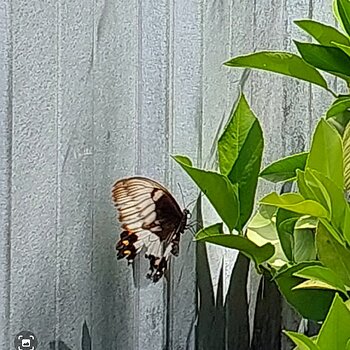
[111,176,187,282]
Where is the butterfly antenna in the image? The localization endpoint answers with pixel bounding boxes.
[177,182,186,209]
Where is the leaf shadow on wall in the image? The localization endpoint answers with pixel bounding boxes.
[49,320,91,350]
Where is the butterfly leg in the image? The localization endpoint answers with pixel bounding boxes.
[145,254,167,283]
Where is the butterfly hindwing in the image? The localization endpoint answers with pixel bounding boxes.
[112,177,188,282]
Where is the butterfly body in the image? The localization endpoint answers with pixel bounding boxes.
[112,176,188,282]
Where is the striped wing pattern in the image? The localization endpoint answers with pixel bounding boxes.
[111,177,187,282]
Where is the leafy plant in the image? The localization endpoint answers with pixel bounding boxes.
[175,0,350,346]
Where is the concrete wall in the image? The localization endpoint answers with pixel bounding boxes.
[0,0,333,349]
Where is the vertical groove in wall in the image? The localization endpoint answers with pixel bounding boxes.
[198,0,204,168]
[54,0,61,344]
[0,0,13,347]
[134,0,143,348]
[281,0,288,156]
[308,0,314,139]
[166,0,175,347]
[90,0,95,343]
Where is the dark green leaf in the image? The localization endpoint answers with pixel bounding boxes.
[326,95,350,118]
[316,222,350,287]
[196,223,274,267]
[294,19,350,46]
[173,156,239,231]
[218,94,264,230]
[275,262,334,321]
[333,41,350,58]
[260,152,308,183]
[276,209,300,262]
[317,294,350,349]
[224,51,329,90]
[295,41,350,80]
[218,94,256,175]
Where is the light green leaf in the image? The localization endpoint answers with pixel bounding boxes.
[224,51,329,90]
[343,121,350,191]
[218,93,264,229]
[173,156,239,231]
[259,152,308,183]
[317,294,350,349]
[307,119,344,188]
[293,228,317,263]
[260,192,329,218]
[295,19,350,46]
[283,331,320,350]
[316,222,350,287]
[293,279,340,291]
[303,169,332,215]
[334,0,344,31]
[294,266,348,295]
[337,0,350,36]
[275,262,334,321]
[305,169,349,242]
[196,223,275,267]
[295,41,350,80]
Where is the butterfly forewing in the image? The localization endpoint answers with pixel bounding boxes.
[112,176,188,282]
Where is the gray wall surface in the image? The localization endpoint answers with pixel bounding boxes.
[0,0,334,349]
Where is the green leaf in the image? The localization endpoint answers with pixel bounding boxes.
[303,169,332,215]
[316,294,350,349]
[333,41,350,58]
[293,279,340,291]
[294,266,348,295]
[276,209,300,262]
[260,192,329,218]
[293,228,317,263]
[295,19,350,46]
[337,0,350,36]
[224,51,329,90]
[218,93,264,229]
[326,95,350,118]
[304,169,349,242]
[295,41,350,80]
[196,223,275,267]
[307,119,344,188]
[334,0,344,31]
[283,331,320,350]
[316,222,350,287]
[326,96,350,134]
[275,262,335,321]
[218,94,256,175]
[344,121,350,191]
[260,152,308,183]
[173,156,239,231]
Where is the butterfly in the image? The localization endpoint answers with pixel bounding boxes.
[111,176,190,283]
